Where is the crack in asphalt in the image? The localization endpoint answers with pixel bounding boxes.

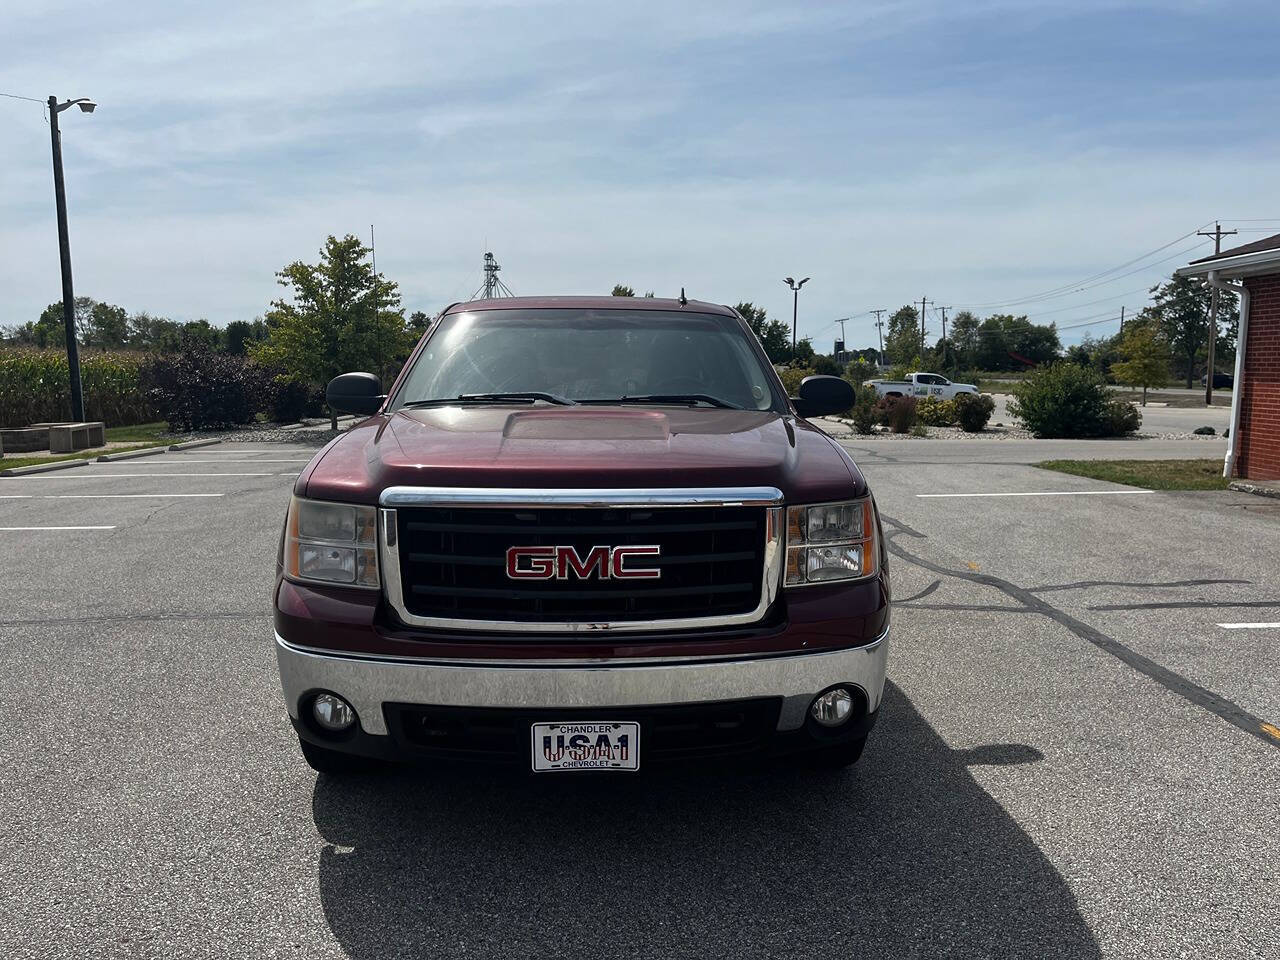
[894,580,941,604]
[1029,578,1250,593]
[880,514,1280,751]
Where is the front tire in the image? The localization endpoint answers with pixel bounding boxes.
[299,738,384,776]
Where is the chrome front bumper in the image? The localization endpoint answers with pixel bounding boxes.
[275,631,889,736]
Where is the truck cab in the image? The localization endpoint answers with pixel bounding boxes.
[274,297,890,775]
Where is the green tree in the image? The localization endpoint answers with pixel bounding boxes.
[1149,275,1238,387]
[180,319,222,351]
[883,305,920,366]
[128,311,183,351]
[1110,323,1171,404]
[252,234,412,393]
[949,310,980,367]
[811,354,841,376]
[611,284,635,297]
[34,297,96,348]
[973,314,1061,371]
[790,338,816,366]
[86,302,130,349]
[408,310,431,335]
[736,302,791,363]
[224,318,268,356]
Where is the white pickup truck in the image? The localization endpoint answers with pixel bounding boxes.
[868,372,978,400]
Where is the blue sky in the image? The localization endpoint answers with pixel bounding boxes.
[3,0,1278,351]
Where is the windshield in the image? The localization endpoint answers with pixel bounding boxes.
[391,308,784,412]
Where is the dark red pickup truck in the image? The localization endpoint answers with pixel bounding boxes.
[274,296,889,774]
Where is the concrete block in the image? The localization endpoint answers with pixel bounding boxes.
[0,428,49,453]
[48,422,106,453]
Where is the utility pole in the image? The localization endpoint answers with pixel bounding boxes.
[1119,305,1125,333]
[1197,221,1237,405]
[48,95,96,422]
[918,296,930,358]
[871,309,886,368]
[937,305,949,369]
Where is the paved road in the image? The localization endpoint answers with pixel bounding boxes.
[1,440,1277,958]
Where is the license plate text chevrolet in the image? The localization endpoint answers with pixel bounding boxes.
[274,296,890,774]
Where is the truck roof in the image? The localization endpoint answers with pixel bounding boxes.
[445,296,737,317]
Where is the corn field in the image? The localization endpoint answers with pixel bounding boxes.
[0,348,157,427]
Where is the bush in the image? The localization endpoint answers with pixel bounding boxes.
[1193,425,1216,436]
[843,358,877,386]
[916,397,957,426]
[0,347,156,427]
[1104,397,1141,436]
[909,423,929,438]
[777,366,816,396]
[142,345,271,431]
[848,385,878,434]
[1009,363,1121,438]
[268,376,326,423]
[875,395,918,433]
[954,392,996,432]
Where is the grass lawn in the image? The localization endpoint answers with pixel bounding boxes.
[1035,458,1231,490]
[105,421,169,442]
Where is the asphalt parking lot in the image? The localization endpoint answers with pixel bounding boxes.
[2,438,1278,959]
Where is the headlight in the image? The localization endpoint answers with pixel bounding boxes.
[785,497,878,586]
[284,496,379,588]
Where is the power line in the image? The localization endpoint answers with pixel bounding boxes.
[0,92,45,103]
[950,223,1215,310]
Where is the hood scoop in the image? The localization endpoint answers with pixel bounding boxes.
[501,409,671,441]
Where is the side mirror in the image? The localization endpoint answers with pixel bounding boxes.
[326,372,385,416]
[791,375,855,419]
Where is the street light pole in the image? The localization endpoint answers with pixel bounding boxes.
[47,95,96,422]
[783,276,810,353]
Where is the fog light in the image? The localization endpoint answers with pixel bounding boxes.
[312,693,356,732]
[810,688,855,727]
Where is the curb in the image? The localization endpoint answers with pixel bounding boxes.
[168,438,223,451]
[1,458,90,477]
[97,446,170,462]
[1228,480,1280,500]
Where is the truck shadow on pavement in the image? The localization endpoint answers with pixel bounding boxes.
[311,682,1100,959]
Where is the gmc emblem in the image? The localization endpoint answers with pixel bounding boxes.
[506,545,662,581]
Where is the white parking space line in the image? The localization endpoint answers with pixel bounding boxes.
[46,494,228,499]
[0,472,288,479]
[0,525,116,531]
[916,490,1153,499]
[1217,622,1280,630]
[99,459,313,464]
[0,494,224,499]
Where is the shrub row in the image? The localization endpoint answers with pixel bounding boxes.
[1,346,326,431]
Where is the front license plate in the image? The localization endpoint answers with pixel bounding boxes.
[530,721,640,772]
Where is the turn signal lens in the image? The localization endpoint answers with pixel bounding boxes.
[785,498,877,586]
[285,497,379,589]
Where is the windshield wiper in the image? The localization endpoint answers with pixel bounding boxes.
[402,392,577,408]
[579,394,740,409]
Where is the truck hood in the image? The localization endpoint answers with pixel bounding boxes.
[301,406,866,505]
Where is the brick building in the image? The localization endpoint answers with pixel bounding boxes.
[1178,234,1280,481]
